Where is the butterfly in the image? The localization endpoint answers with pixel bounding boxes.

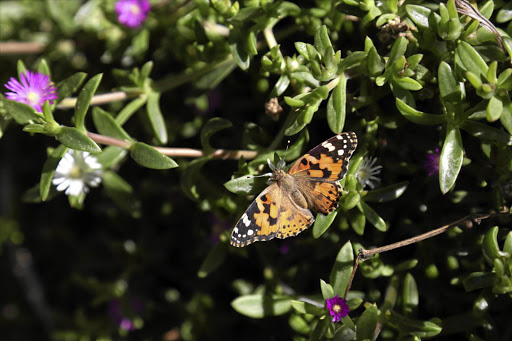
[230,132,358,247]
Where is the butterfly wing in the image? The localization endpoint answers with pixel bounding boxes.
[230,183,315,247]
[288,132,357,215]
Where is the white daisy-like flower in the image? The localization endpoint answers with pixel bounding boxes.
[356,156,382,189]
[52,150,102,196]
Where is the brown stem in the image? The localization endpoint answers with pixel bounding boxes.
[57,91,131,109]
[343,209,510,299]
[86,132,259,159]
[0,42,45,55]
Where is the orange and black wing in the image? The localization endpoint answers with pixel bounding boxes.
[230,184,315,247]
[288,132,357,214]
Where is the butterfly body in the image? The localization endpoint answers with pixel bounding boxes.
[231,132,358,247]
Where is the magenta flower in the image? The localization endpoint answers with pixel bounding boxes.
[115,0,151,28]
[425,148,441,176]
[326,295,349,322]
[108,297,143,332]
[4,71,58,112]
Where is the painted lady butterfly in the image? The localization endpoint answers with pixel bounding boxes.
[230,132,358,247]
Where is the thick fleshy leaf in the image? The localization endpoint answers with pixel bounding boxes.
[457,41,489,77]
[224,174,268,195]
[330,241,354,297]
[116,97,146,125]
[92,107,132,141]
[339,51,367,71]
[230,42,250,70]
[460,119,512,145]
[312,211,337,238]
[358,201,387,231]
[406,4,436,30]
[320,279,335,300]
[364,181,408,202]
[96,146,127,169]
[483,226,508,262]
[310,317,331,341]
[146,91,168,144]
[55,126,101,153]
[486,96,503,122]
[75,73,103,131]
[438,62,461,102]
[327,74,346,134]
[1,98,42,124]
[396,98,447,125]
[356,304,379,341]
[102,171,140,215]
[388,36,408,66]
[439,125,463,194]
[130,142,178,169]
[40,144,68,201]
[270,74,290,97]
[231,294,292,318]
[403,273,419,314]
[314,25,333,58]
[385,310,442,338]
[200,117,232,154]
[462,272,497,291]
[393,77,422,91]
[290,300,325,316]
[37,59,51,77]
[198,243,227,278]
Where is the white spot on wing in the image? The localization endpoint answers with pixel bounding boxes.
[242,213,251,227]
[234,227,239,234]
[338,149,345,156]
[248,229,254,236]
[322,142,335,152]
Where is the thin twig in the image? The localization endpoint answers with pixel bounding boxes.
[86,132,259,159]
[343,209,510,299]
[57,91,131,109]
[455,0,504,51]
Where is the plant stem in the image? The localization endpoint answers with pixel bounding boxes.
[86,132,258,159]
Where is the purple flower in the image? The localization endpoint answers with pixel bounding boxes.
[425,148,441,176]
[108,297,143,332]
[4,71,58,112]
[115,0,151,28]
[326,295,349,322]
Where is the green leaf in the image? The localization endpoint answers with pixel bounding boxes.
[312,211,337,238]
[487,96,503,122]
[57,72,87,103]
[75,74,103,131]
[130,28,149,56]
[40,144,68,201]
[116,97,146,125]
[17,60,27,78]
[393,77,423,91]
[357,200,387,231]
[230,42,250,70]
[196,59,237,90]
[95,146,128,169]
[1,98,41,124]
[364,181,408,202]
[270,75,290,97]
[231,294,292,318]
[290,300,325,316]
[327,75,347,134]
[438,62,461,103]
[483,226,508,261]
[462,272,497,291]
[406,5,437,30]
[396,98,447,125]
[310,317,331,341]
[320,279,334,300]
[314,25,333,58]
[198,243,227,278]
[102,171,140,215]
[330,241,354,297]
[339,51,367,72]
[224,174,268,195]
[460,119,512,145]
[37,59,51,76]
[130,142,178,169]
[388,36,408,66]
[146,91,168,144]
[229,6,265,22]
[55,126,101,153]
[92,107,132,141]
[200,118,232,154]
[367,47,384,76]
[402,273,419,314]
[457,41,489,77]
[439,126,463,194]
[385,310,442,338]
[140,61,154,83]
[356,304,379,341]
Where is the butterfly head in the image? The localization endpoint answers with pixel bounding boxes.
[267,157,287,183]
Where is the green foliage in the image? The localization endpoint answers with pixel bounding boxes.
[0,0,511,340]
